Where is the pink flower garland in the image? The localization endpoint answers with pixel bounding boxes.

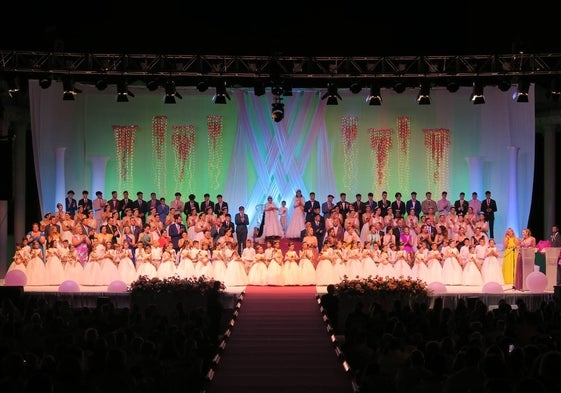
[341,116,359,191]
[171,125,195,183]
[207,115,223,191]
[113,125,138,184]
[423,128,451,187]
[341,116,358,151]
[369,129,393,187]
[207,115,223,150]
[397,117,411,190]
[152,116,168,193]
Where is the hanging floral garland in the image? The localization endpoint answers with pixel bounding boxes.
[423,128,451,192]
[152,116,168,195]
[207,115,223,192]
[369,129,393,191]
[171,125,196,187]
[341,116,358,192]
[397,116,411,191]
[113,125,138,191]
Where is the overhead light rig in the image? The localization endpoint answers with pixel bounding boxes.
[2,50,561,92]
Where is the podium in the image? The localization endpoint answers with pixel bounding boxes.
[545,247,561,290]
[520,248,537,291]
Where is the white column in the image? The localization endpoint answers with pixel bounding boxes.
[55,147,67,210]
[465,156,484,196]
[90,156,109,195]
[506,146,520,232]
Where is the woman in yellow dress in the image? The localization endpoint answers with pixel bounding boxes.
[502,227,518,285]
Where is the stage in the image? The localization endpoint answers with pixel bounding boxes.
[0,280,556,312]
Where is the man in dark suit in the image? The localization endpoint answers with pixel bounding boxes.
[168,214,187,252]
[235,206,250,255]
[220,213,235,237]
[184,194,200,216]
[391,192,406,218]
[377,191,391,217]
[119,190,134,218]
[200,193,215,215]
[44,215,62,239]
[65,190,78,218]
[214,194,229,216]
[352,193,367,227]
[480,190,497,239]
[454,192,469,217]
[78,190,93,214]
[304,192,320,223]
[365,192,377,214]
[311,211,326,249]
[405,191,422,218]
[337,192,350,222]
[106,216,120,245]
[322,194,335,219]
[132,191,150,224]
[107,190,120,213]
[148,192,160,212]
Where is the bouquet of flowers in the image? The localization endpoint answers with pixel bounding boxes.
[129,275,225,295]
[334,275,431,300]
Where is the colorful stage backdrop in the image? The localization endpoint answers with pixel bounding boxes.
[29,82,535,240]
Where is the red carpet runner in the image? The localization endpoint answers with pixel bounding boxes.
[207,286,354,393]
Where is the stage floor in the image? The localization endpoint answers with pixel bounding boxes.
[0,279,556,311]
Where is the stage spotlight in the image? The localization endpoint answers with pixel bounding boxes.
[146,79,159,91]
[497,78,511,92]
[471,81,485,105]
[366,83,382,106]
[417,81,431,105]
[271,84,284,96]
[213,82,231,104]
[95,78,108,91]
[62,76,82,101]
[116,80,134,102]
[446,80,460,93]
[197,80,209,92]
[39,76,52,89]
[349,82,362,94]
[164,79,182,104]
[271,99,284,123]
[6,75,20,98]
[321,82,342,105]
[514,77,530,103]
[393,81,406,94]
[254,81,266,96]
[550,78,561,102]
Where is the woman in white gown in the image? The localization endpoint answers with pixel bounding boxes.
[117,241,139,285]
[411,243,429,283]
[481,238,503,284]
[299,242,317,285]
[82,238,104,286]
[136,244,157,279]
[282,242,301,285]
[44,235,65,285]
[196,242,214,280]
[8,243,28,275]
[177,240,197,279]
[462,245,484,286]
[223,241,249,288]
[284,190,306,239]
[248,245,268,285]
[260,196,284,241]
[63,244,84,283]
[158,242,178,279]
[266,240,284,286]
[316,242,336,285]
[441,239,463,285]
[98,241,120,285]
[425,242,443,284]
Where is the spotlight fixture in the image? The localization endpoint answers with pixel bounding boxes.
[514,77,530,103]
[497,78,511,92]
[271,96,284,123]
[550,78,561,102]
[271,84,284,96]
[417,81,431,105]
[62,76,82,101]
[253,81,266,96]
[213,82,231,104]
[197,80,209,92]
[116,80,134,102]
[321,83,342,105]
[393,81,406,94]
[95,78,108,91]
[146,79,159,92]
[39,76,52,89]
[471,81,485,105]
[366,83,382,106]
[446,80,460,93]
[349,82,362,94]
[164,80,182,104]
[6,75,20,98]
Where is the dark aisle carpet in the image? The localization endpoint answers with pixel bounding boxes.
[207,286,354,393]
